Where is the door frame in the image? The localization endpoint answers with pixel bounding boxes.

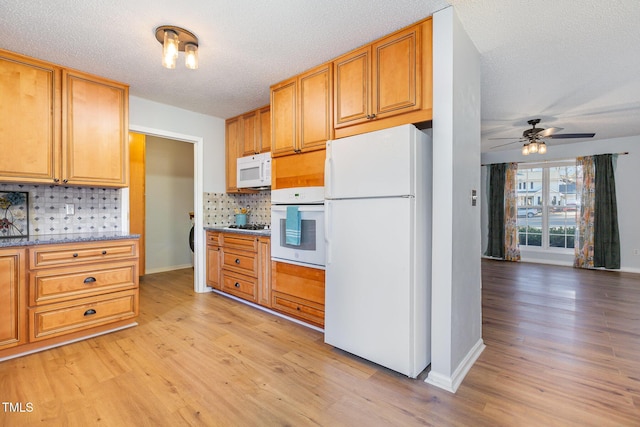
[123,125,206,293]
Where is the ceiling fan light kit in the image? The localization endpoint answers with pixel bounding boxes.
[490,118,595,155]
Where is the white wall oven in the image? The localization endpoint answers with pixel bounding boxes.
[271,186,325,269]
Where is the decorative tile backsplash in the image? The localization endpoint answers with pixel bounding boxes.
[204,192,271,226]
[0,183,121,236]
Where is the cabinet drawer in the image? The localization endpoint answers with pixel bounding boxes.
[29,289,138,341]
[221,271,258,303]
[29,261,137,305]
[30,240,138,269]
[222,249,257,276]
[221,233,258,252]
[207,231,221,246]
[272,292,324,327]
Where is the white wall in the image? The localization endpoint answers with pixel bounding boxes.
[145,136,194,273]
[427,6,484,393]
[481,135,640,273]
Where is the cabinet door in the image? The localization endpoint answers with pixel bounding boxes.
[0,51,60,183]
[241,110,258,156]
[270,77,298,157]
[225,116,242,192]
[258,106,271,153]
[333,46,371,129]
[62,70,129,187]
[0,248,26,350]
[206,245,221,290]
[299,63,333,153]
[372,25,421,118]
[258,237,271,307]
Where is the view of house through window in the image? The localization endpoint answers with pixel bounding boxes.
[516,162,577,250]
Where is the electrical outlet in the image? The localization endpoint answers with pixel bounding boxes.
[65,203,75,215]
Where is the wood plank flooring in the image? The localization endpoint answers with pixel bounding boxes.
[1,261,639,426]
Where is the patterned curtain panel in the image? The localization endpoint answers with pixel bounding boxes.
[574,156,595,268]
[504,162,521,262]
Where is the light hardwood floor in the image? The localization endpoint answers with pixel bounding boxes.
[1,261,639,426]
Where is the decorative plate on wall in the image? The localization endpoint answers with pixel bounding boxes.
[0,191,29,239]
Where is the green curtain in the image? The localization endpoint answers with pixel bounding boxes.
[485,163,506,258]
[593,154,621,269]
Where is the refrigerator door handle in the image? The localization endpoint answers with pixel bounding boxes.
[325,201,332,265]
[325,142,333,199]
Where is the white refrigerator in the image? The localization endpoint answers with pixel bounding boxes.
[324,124,432,378]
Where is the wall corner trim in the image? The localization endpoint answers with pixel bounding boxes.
[425,338,486,393]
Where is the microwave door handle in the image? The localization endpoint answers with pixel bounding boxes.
[259,162,264,182]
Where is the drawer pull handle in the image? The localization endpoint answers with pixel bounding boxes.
[235,258,240,264]
[102,250,107,255]
[84,309,97,316]
[73,253,79,257]
[84,277,97,284]
[234,282,240,288]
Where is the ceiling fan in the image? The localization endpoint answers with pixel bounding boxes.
[490,119,595,155]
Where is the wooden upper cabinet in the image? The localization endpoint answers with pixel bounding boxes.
[271,77,297,156]
[62,70,129,187]
[0,48,129,187]
[271,63,332,158]
[333,18,432,139]
[240,105,270,156]
[0,50,60,183]
[258,106,271,153]
[225,116,241,192]
[334,46,371,128]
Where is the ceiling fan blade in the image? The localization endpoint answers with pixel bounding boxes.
[488,137,523,140]
[548,133,596,139]
[490,140,521,149]
[535,127,564,138]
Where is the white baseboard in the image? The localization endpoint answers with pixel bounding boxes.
[425,338,485,393]
[145,264,193,274]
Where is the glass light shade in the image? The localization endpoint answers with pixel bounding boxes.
[522,144,530,155]
[528,140,539,153]
[162,30,179,69]
[538,142,547,154]
[185,43,198,69]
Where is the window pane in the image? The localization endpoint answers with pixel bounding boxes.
[516,168,542,247]
[548,165,577,249]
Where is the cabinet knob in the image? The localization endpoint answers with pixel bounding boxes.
[234,282,240,288]
[73,253,79,258]
[83,277,97,284]
[63,179,68,183]
[53,178,60,183]
[102,250,107,255]
[366,114,377,120]
[235,258,241,264]
[296,306,301,311]
[84,309,97,316]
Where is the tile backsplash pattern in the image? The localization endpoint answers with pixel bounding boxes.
[204,192,271,226]
[0,183,121,236]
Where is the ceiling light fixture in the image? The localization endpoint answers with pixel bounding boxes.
[155,25,199,70]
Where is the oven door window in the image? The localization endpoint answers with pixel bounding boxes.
[279,219,316,250]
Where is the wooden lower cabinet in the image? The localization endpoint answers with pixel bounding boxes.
[0,239,139,359]
[206,231,270,308]
[0,248,26,350]
[271,261,325,327]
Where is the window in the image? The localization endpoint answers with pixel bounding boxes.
[516,162,577,250]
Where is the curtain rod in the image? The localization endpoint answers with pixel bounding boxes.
[481,152,630,167]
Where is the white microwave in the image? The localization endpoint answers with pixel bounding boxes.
[237,152,271,189]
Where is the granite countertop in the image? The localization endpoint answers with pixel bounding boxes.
[0,231,140,248]
[204,226,271,237]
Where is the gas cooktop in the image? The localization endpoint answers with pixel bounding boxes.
[225,224,269,230]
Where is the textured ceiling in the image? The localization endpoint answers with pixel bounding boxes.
[1,0,639,152]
